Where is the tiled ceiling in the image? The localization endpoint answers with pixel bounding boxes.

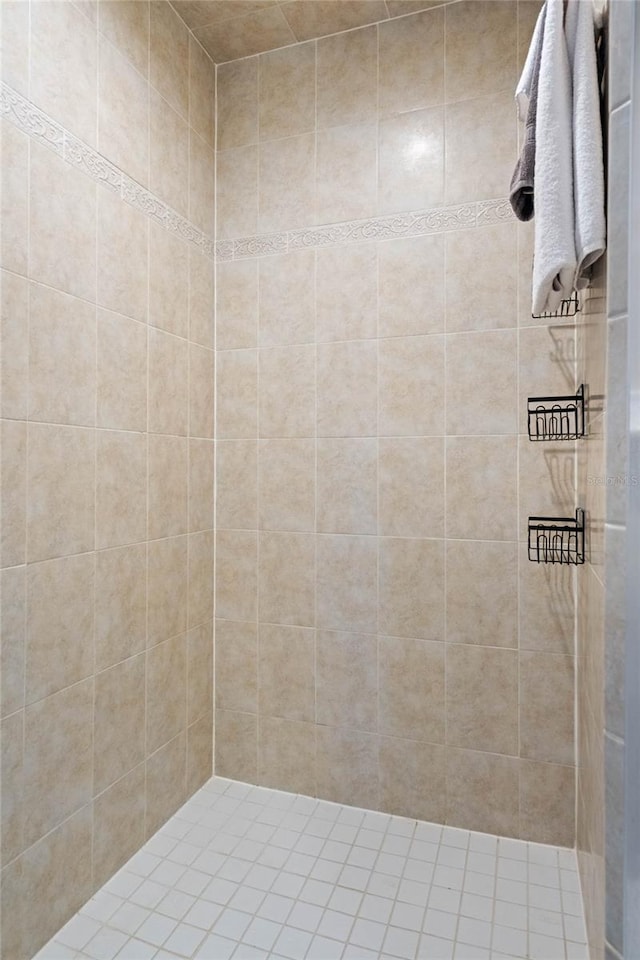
[171,0,447,63]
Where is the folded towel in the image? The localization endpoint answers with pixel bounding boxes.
[515,4,546,122]
[510,4,547,221]
[531,0,577,315]
[565,0,606,288]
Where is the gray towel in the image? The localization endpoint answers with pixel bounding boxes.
[510,3,547,222]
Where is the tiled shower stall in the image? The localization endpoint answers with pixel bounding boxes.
[0,1,634,959]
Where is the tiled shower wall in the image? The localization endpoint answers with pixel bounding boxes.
[576,1,632,958]
[0,3,215,956]
[214,0,578,845]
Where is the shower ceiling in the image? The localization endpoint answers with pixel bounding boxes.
[170,0,446,62]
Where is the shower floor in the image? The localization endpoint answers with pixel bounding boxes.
[35,777,588,960]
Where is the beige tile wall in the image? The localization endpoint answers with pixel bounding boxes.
[214,0,578,845]
[0,2,215,956]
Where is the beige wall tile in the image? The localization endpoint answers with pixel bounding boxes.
[148,328,188,436]
[215,710,257,782]
[189,131,215,236]
[379,437,444,538]
[379,336,444,437]
[316,243,377,343]
[258,439,315,532]
[187,621,213,724]
[93,763,146,888]
[316,630,377,732]
[520,760,575,847]
[258,532,315,627]
[145,732,187,836]
[147,535,188,647]
[215,620,258,714]
[259,344,315,438]
[317,27,377,129]
[520,651,575,765]
[316,123,377,224]
[189,439,214,533]
[1,711,24,866]
[444,0,517,103]
[258,622,314,721]
[317,438,377,535]
[379,9,444,117]
[215,531,258,622]
[316,726,378,809]
[379,637,444,741]
[97,308,147,432]
[378,236,445,338]
[149,90,190,218]
[26,554,94,704]
[446,436,517,541]
[378,108,445,214]
[446,330,518,435]
[317,340,377,438]
[30,143,97,303]
[217,350,258,439]
[1,566,25,718]
[149,221,189,339]
[259,42,315,141]
[147,635,187,754]
[216,146,258,240]
[217,57,258,150]
[96,430,147,549]
[282,0,386,42]
[317,535,377,634]
[94,654,146,792]
[258,717,316,795]
[148,435,188,539]
[31,0,97,145]
[259,249,315,347]
[446,541,517,647]
[258,134,316,234]
[23,679,93,848]
[518,438,576,541]
[195,6,295,64]
[0,123,29,276]
[446,748,519,837]
[519,545,575,654]
[519,324,577,425]
[1,0,29,92]
[98,35,149,186]
[217,260,258,350]
[379,737,446,823]
[446,224,518,332]
[28,284,96,427]
[187,714,213,794]
[27,423,95,562]
[379,538,444,641]
[150,0,189,118]
[95,544,147,671]
[1,270,28,421]
[446,644,518,755]
[20,805,93,959]
[1,419,26,569]
[188,529,214,628]
[216,440,258,530]
[98,0,149,77]
[190,343,215,440]
[97,184,148,322]
[189,249,215,349]
[446,92,516,203]
[189,35,216,147]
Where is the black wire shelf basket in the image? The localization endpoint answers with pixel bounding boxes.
[531,292,581,320]
[528,508,585,565]
[527,385,586,441]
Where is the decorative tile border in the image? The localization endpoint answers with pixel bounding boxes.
[1,81,214,259]
[217,197,514,262]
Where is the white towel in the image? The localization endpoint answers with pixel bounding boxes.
[531,0,577,315]
[565,0,606,288]
[515,4,546,122]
